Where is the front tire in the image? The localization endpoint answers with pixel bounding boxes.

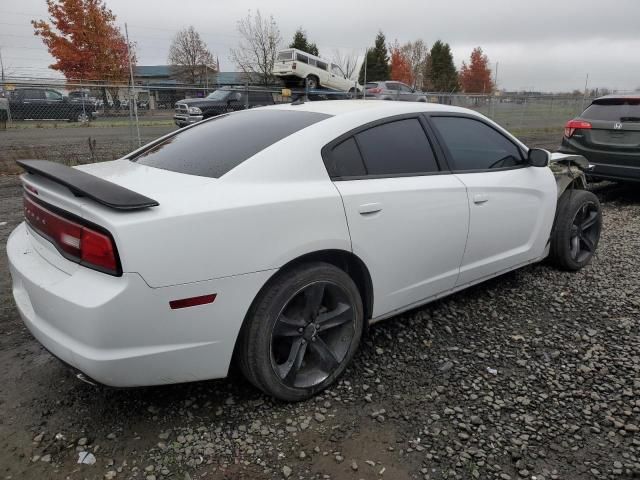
[238,262,363,401]
[549,189,602,271]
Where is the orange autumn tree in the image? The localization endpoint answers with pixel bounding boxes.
[459,47,494,94]
[389,43,413,86]
[32,0,133,102]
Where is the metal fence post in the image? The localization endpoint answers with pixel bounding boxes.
[244,83,249,110]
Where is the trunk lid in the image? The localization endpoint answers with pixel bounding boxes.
[20,160,214,273]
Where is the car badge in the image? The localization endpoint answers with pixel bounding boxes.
[614,122,623,130]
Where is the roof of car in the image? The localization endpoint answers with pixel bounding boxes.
[268,99,470,117]
[594,94,640,102]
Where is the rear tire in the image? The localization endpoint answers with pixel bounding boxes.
[549,189,602,271]
[237,262,363,402]
[305,76,319,90]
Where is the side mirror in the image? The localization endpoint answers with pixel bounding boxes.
[527,148,550,167]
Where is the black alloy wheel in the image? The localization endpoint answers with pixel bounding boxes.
[270,281,356,389]
[237,262,363,401]
[550,189,602,271]
[569,201,600,263]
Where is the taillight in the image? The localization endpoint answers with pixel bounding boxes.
[292,62,296,70]
[367,87,382,94]
[564,119,592,138]
[23,193,120,275]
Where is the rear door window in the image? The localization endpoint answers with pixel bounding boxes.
[24,89,45,100]
[133,110,330,178]
[355,118,439,175]
[431,116,524,171]
[296,53,309,64]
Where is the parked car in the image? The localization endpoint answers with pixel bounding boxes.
[8,101,601,401]
[272,48,360,94]
[365,81,427,102]
[8,88,97,122]
[560,94,640,183]
[173,87,275,127]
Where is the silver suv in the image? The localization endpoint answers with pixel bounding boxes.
[364,81,427,102]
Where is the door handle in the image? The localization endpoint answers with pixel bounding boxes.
[358,203,383,215]
[473,193,489,204]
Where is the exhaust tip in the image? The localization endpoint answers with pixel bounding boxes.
[76,373,98,386]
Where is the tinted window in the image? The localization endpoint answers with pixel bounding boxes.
[325,137,366,177]
[582,100,640,121]
[24,89,45,100]
[355,119,439,175]
[365,83,379,89]
[385,83,400,91]
[432,116,523,171]
[45,90,63,100]
[296,53,308,64]
[133,110,330,178]
[399,84,413,93]
[316,61,328,70]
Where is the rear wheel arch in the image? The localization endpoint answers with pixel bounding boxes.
[232,249,374,361]
[276,250,374,322]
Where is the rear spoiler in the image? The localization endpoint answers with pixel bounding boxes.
[16,159,159,211]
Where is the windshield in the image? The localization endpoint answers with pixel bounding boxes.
[206,90,231,101]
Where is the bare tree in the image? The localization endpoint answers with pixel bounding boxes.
[230,10,282,86]
[401,40,429,89]
[168,26,216,85]
[331,49,360,80]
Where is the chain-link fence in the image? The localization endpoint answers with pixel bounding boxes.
[0,78,597,173]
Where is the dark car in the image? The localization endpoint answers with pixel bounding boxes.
[174,87,276,127]
[560,95,640,182]
[364,81,427,102]
[8,88,97,122]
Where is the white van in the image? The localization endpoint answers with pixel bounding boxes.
[272,48,360,94]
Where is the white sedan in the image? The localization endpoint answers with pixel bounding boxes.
[7,101,602,401]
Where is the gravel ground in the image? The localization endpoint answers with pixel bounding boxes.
[1,130,639,480]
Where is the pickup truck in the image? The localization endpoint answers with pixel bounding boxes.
[8,88,98,122]
[174,87,275,127]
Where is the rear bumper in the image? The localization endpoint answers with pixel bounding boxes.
[7,222,274,387]
[173,114,203,127]
[559,139,640,182]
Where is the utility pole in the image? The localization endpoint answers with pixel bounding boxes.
[581,73,589,112]
[362,48,367,100]
[0,47,5,82]
[125,23,141,148]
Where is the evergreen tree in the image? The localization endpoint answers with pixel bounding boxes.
[426,40,458,92]
[359,31,390,83]
[289,28,318,56]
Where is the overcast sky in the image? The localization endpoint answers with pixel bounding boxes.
[2,0,640,92]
